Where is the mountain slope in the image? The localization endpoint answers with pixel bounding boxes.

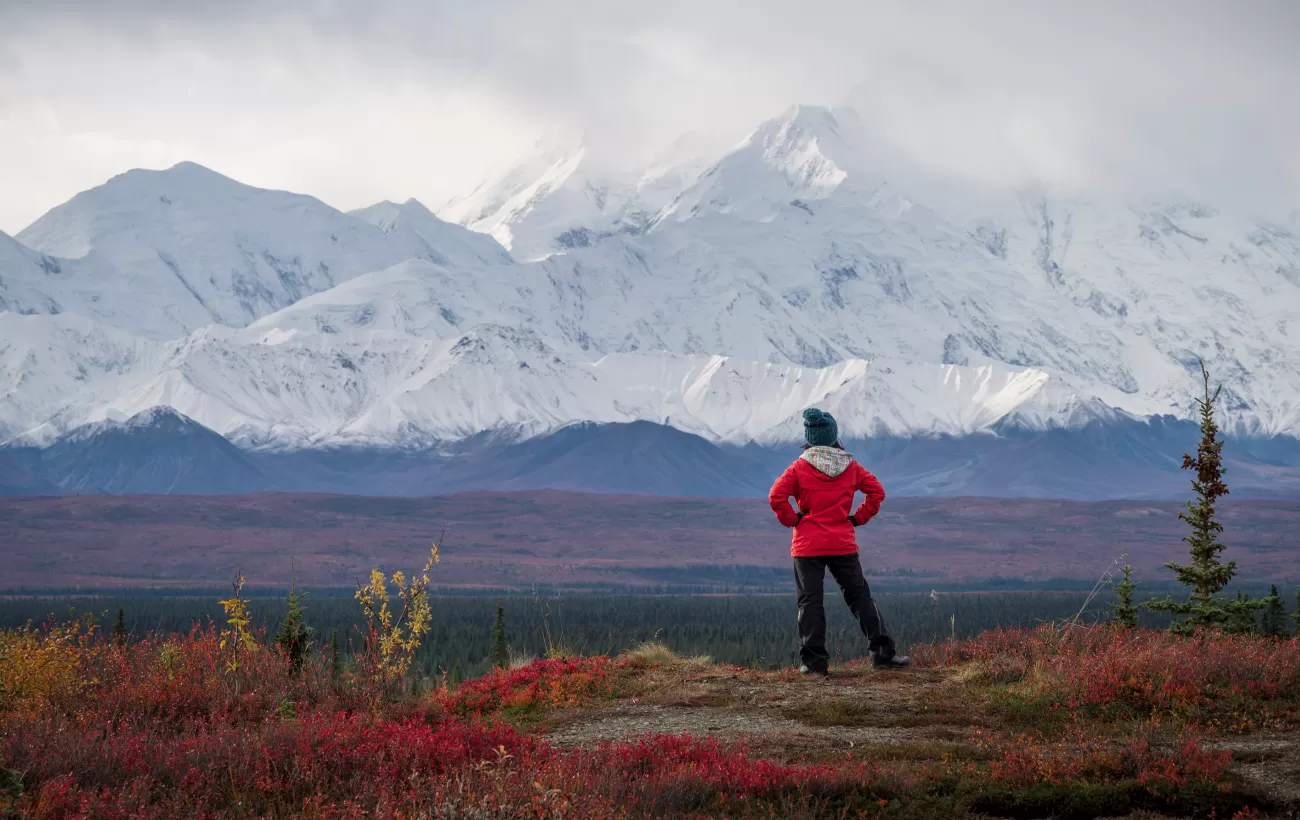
[434,105,1300,437]
[1,99,1298,500]
[0,450,59,496]
[0,312,170,444]
[6,406,274,494]
[349,199,513,266]
[11,163,453,338]
[0,230,86,317]
[439,140,710,260]
[237,419,1298,500]
[1,310,1121,450]
[463,420,771,497]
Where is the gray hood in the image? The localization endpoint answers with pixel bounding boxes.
[800,446,854,478]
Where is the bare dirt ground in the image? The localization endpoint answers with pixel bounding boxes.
[546,665,972,757]
[543,660,1300,814]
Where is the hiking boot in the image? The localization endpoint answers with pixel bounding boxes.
[798,664,829,677]
[871,653,910,670]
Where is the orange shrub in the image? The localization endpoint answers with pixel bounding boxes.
[0,617,100,714]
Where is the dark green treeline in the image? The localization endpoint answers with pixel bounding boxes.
[0,591,1234,679]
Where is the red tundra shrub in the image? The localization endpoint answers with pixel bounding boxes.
[582,733,893,811]
[8,708,552,817]
[437,655,619,718]
[977,727,1231,792]
[0,618,1264,817]
[921,625,1300,727]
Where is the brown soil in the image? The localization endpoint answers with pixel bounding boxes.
[545,664,992,759]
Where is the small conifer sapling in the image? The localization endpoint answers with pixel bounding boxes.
[275,560,313,676]
[491,598,508,669]
[1109,552,1140,629]
[328,628,342,684]
[1294,584,1300,638]
[1260,585,1286,637]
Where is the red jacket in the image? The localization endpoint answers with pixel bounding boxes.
[768,449,886,557]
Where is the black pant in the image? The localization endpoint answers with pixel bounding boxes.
[794,553,895,672]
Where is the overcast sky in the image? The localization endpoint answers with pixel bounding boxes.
[1,0,1297,233]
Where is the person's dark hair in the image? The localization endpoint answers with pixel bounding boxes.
[801,441,844,451]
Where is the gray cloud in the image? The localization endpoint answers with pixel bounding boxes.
[1,0,1296,232]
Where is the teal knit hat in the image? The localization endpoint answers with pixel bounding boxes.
[802,408,838,448]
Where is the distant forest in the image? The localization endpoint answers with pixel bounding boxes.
[0,589,1255,678]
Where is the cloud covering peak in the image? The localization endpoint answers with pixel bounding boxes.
[1,0,1297,232]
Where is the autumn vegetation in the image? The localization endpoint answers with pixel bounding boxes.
[3,366,1298,818]
[3,600,1299,818]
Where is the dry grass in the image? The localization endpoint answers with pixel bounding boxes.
[623,641,711,667]
[782,698,883,727]
[508,648,538,669]
[950,657,1034,686]
[854,740,995,763]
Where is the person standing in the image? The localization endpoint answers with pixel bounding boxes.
[768,408,909,675]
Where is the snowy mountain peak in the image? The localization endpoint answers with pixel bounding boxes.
[5,162,520,338]
[747,105,852,199]
[16,402,273,495]
[351,198,431,228]
[350,198,513,266]
[438,143,589,253]
[657,104,916,225]
[439,136,713,260]
[63,405,201,442]
[753,104,854,155]
[18,162,254,259]
[3,99,1299,470]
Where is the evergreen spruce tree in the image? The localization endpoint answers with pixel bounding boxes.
[491,598,508,669]
[1225,590,1259,635]
[450,662,464,688]
[328,628,342,684]
[1261,585,1286,637]
[1109,552,1140,629]
[1294,585,1300,638]
[112,607,126,646]
[275,564,313,676]
[1147,363,1265,633]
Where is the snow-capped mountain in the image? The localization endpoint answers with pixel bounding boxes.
[438,137,712,260]
[966,190,1300,437]
[0,230,93,317]
[349,199,513,267]
[0,308,1102,450]
[5,405,273,494]
[429,104,1300,436]
[10,162,454,338]
[0,312,168,443]
[1,101,1298,497]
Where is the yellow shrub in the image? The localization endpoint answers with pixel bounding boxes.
[0,616,98,713]
[218,569,259,675]
[356,545,439,686]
